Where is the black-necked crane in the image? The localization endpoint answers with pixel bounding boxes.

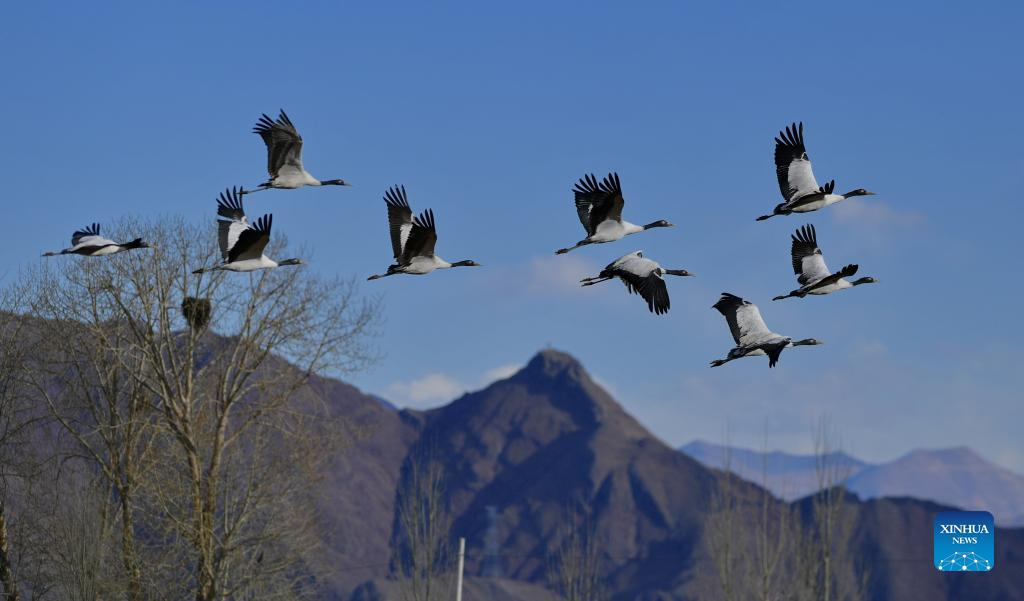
[580,250,693,315]
[757,122,875,221]
[367,185,480,280]
[710,293,821,368]
[244,110,350,194]
[773,224,877,301]
[556,172,673,254]
[42,223,149,257]
[192,187,303,274]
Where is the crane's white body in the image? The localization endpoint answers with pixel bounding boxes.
[609,251,657,275]
[207,256,281,272]
[77,239,128,256]
[269,165,322,190]
[807,279,853,294]
[400,255,453,275]
[591,220,643,243]
[788,194,846,213]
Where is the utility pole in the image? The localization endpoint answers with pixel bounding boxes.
[455,537,466,601]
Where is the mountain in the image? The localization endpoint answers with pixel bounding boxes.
[849,496,1024,601]
[848,447,1024,527]
[303,373,420,596]
[405,349,728,600]
[680,442,1024,527]
[680,439,868,500]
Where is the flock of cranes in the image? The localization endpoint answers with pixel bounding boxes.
[42,111,878,369]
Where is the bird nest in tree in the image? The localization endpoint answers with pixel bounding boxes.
[181,296,212,329]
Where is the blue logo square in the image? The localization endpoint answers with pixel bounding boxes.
[934,511,994,572]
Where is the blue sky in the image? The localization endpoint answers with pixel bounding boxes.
[4,2,1023,471]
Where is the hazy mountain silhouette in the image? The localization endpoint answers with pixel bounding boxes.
[681,441,1024,526]
[680,439,868,500]
[848,447,1024,527]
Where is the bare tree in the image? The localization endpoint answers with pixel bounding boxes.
[706,422,867,601]
[751,436,789,601]
[44,480,124,601]
[22,312,159,601]
[394,455,454,601]
[16,216,378,600]
[547,506,604,601]
[706,435,746,601]
[0,305,30,601]
[791,417,866,601]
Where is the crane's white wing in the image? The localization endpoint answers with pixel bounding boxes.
[607,251,647,272]
[70,223,114,249]
[714,293,773,346]
[215,188,250,261]
[218,219,249,261]
[790,224,832,286]
[253,110,305,178]
[775,122,822,202]
[384,186,414,260]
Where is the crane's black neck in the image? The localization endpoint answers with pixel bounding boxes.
[123,238,148,249]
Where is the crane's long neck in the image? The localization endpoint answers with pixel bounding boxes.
[122,238,147,250]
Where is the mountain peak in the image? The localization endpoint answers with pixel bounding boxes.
[521,348,587,381]
[899,446,981,464]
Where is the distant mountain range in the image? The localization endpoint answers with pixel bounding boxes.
[680,441,1024,526]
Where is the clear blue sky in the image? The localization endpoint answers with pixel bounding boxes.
[4,2,1022,471]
